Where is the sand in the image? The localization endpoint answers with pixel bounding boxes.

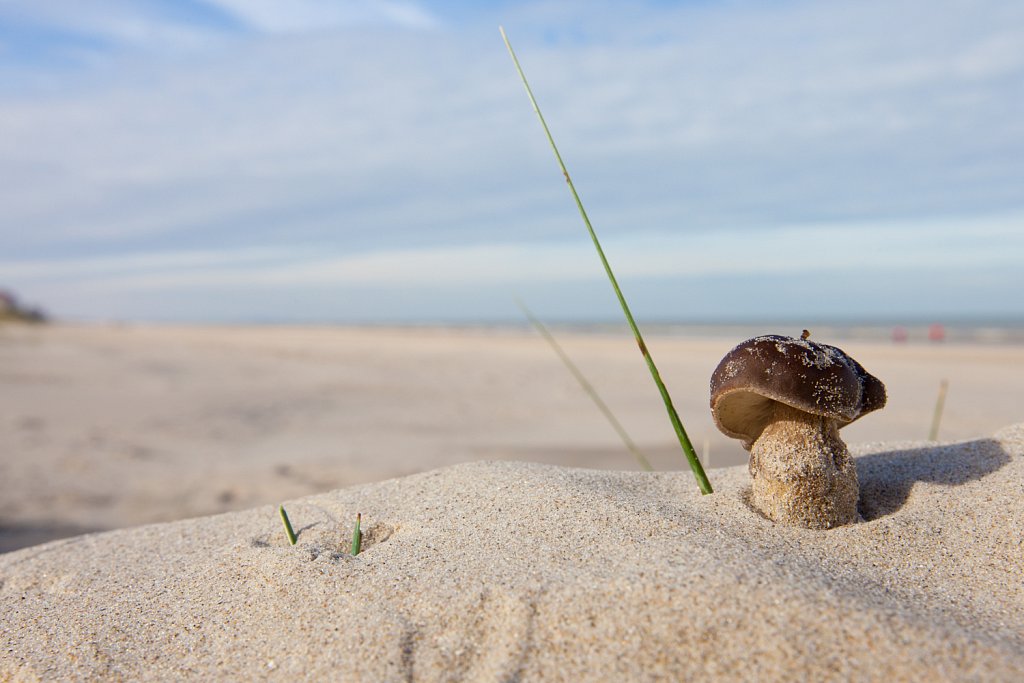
[3,323,1023,553]
[1,424,1022,680]
[2,323,1023,679]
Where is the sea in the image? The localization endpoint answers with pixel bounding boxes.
[133,315,1024,347]
[562,320,1024,346]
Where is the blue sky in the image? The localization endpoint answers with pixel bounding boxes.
[0,0,1022,322]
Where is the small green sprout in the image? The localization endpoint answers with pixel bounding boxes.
[279,505,297,545]
[351,513,362,556]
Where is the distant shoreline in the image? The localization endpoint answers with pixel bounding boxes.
[32,317,1024,346]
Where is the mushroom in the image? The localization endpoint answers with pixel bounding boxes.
[709,333,886,529]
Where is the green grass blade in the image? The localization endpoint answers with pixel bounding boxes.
[928,379,949,441]
[517,298,654,471]
[351,513,362,556]
[279,505,298,545]
[500,27,712,494]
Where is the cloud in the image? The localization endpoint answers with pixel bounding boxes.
[0,1,240,56]
[0,0,439,51]
[0,0,1022,321]
[206,0,439,32]
[6,211,1021,292]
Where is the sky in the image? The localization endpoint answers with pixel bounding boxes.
[0,0,1022,323]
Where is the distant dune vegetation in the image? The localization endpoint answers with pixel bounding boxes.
[0,289,47,323]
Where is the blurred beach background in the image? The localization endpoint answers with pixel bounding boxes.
[1,0,1023,552]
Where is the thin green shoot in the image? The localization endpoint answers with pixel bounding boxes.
[928,379,949,441]
[516,298,653,471]
[499,26,712,495]
[279,505,297,545]
[351,513,362,556]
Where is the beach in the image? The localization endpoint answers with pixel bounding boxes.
[2,323,1023,680]
[2,322,1022,551]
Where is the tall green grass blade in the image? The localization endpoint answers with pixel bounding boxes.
[928,379,949,441]
[279,505,297,545]
[500,27,712,494]
[517,298,654,471]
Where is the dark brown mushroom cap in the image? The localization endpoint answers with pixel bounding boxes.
[710,334,886,449]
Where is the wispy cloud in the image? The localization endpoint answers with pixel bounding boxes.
[0,1,240,56]
[7,211,1021,289]
[0,0,440,50]
[206,0,439,32]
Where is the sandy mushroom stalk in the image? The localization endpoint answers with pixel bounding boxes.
[710,334,886,529]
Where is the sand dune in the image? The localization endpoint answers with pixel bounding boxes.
[2,424,1022,680]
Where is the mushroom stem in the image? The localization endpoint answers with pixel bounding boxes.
[748,402,859,529]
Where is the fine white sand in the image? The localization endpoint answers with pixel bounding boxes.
[1,424,1022,680]
[2,324,1023,679]
[3,323,1022,553]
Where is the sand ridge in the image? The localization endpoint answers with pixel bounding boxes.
[2,425,1022,681]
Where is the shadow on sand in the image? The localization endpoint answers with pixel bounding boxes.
[856,438,1010,521]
